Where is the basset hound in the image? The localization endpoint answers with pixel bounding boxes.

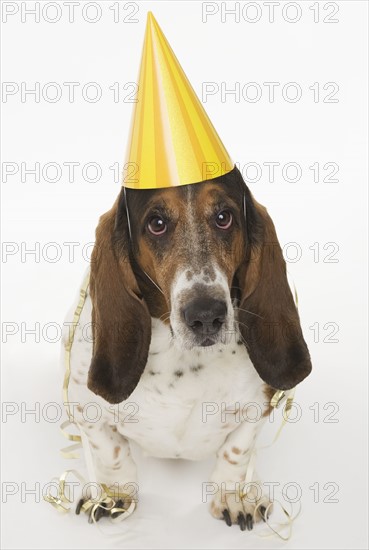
[64,166,312,530]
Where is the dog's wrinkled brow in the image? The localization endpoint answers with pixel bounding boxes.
[143,201,175,220]
[127,188,183,222]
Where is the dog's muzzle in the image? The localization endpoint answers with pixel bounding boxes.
[170,266,234,349]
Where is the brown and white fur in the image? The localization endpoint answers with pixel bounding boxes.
[64,167,312,530]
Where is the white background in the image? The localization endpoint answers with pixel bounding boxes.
[1,1,368,548]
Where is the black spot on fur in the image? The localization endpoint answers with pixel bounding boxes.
[174,370,184,378]
[190,364,203,372]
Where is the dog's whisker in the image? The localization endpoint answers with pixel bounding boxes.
[234,319,250,331]
[159,314,171,323]
[233,327,249,348]
[236,307,264,320]
[158,311,171,321]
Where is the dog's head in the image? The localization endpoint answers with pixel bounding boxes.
[88,167,312,404]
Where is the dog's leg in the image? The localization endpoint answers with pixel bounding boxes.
[208,419,270,530]
[75,420,138,520]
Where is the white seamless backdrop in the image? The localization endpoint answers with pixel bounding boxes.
[1,1,368,549]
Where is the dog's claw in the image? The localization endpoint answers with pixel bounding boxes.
[94,502,113,522]
[222,509,232,527]
[87,508,94,524]
[93,505,106,522]
[111,498,125,519]
[246,513,254,531]
[76,497,112,523]
[237,512,246,531]
[75,498,84,515]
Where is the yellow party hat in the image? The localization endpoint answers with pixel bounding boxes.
[123,12,234,189]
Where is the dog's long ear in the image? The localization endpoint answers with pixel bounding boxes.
[87,194,151,404]
[239,197,312,390]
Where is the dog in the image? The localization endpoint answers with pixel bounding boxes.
[64,166,312,530]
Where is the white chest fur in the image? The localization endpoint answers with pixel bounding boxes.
[66,290,267,461]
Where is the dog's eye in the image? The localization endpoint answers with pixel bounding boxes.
[147,216,167,236]
[215,210,233,230]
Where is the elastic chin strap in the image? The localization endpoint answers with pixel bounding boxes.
[122,186,164,296]
[123,186,133,240]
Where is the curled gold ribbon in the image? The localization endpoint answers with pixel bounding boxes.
[45,272,136,526]
[60,420,82,459]
[270,387,296,445]
[270,389,286,409]
[44,470,86,513]
[63,274,90,421]
[239,273,299,539]
[253,499,302,541]
[240,387,297,539]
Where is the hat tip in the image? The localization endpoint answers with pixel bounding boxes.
[146,11,159,31]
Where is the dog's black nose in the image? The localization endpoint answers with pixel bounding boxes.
[182,298,227,337]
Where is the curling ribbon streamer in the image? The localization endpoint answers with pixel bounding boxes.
[241,279,301,540]
[44,470,86,513]
[240,388,300,540]
[44,272,136,527]
[253,499,302,541]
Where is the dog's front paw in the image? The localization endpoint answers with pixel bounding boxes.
[75,484,137,523]
[210,485,271,531]
[75,495,128,523]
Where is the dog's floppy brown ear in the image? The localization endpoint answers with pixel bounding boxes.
[87,196,151,404]
[239,199,312,390]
